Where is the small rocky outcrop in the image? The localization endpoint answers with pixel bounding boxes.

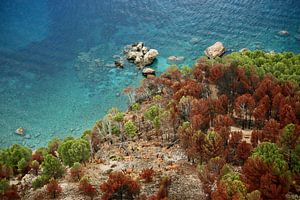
[142,68,156,77]
[124,42,159,68]
[15,127,24,135]
[204,42,226,59]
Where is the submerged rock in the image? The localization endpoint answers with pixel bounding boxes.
[190,37,200,44]
[167,56,185,64]
[114,60,124,68]
[204,42,226,59]
[124,42,159,68]
[278,30,289,36]
[295,34,300,41]
[142,68,156,77]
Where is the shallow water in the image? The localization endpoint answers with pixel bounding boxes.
[0,0,299,148]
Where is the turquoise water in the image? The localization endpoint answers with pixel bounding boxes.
[0,0,299,148]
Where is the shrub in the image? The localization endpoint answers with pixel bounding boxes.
[58,138,91,167]
[221,171,247,197]
[124,121,138,138]
[113,112,125,123]
[46,178,62,199]
[251,142,286,173]
[100,172,140,200]
[242,157,291,199]
[70,162,84,181]
[42,154,64,179]
[111,124,121,136]
[17,158,29,174]
[139,168,155,183]
[131,103,141,111]
[79,177,97,200]
[144,105,160,121]
[0,144,32,173]
[32,175,50,189]
[0,179,9,195]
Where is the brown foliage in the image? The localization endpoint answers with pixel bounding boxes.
[198,157,226,195]
[279,104,297,127]
[213,115,234,132]
[209,64,224,83]
[79,178,97,199]
[70,164,84,181]
[253,95,270,127]
[254,76,276,100]
[100,172,140,200]
[227,131,243,163]
[235,94,255,129]
[139,168,155,183]
[173,79,202,101]
[178,123,196,161]
[250,130,262,148]
[32,150,44,163]
[215,95,229,115]
[261,119,280,143]
[236,141,253,163]
[211,181,229,200]
[191,99,210,131]
[46,179,62,199]
[242,157,290,199]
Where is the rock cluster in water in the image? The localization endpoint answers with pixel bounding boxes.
[124,42,159,69]
[204,41,226,59]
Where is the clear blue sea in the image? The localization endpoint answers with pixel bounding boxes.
[0,0,299,148]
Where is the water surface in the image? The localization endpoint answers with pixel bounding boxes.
[0,0,299,148]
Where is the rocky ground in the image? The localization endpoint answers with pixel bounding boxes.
[21,139,206,200]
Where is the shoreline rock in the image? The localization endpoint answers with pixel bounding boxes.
[142,68,156,77]
[204,42,226,59]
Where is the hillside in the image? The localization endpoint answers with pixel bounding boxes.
[1,50,300,200]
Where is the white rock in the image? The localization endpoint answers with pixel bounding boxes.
[204,42,226,59]
[144,49,159,66]
[142,68,156,76]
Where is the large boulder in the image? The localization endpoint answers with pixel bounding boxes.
[204,42,226,59]
[143,49,159,66]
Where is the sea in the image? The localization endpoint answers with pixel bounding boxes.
[0,0,299,148]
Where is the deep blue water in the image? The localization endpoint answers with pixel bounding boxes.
[0,0,299,148]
